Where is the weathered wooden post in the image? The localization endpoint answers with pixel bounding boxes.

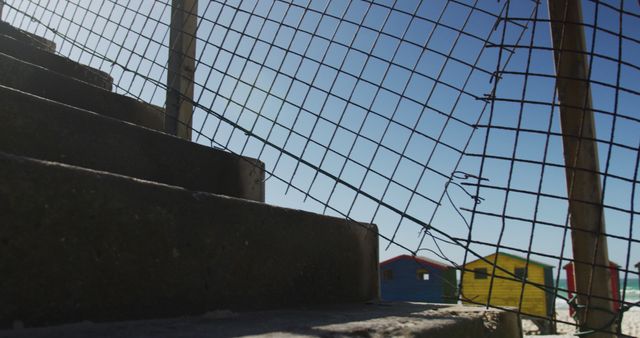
[548,0,616,337]
[166,0,197,140]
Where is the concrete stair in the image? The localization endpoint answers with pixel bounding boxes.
[0,22,56,52]
[0,33,113,90]
[0,85,264,201]
[0,152,378,327]
[0,22,111,90]
[0,23,379,327]
[0,51,165,131]
[0,303,521,338]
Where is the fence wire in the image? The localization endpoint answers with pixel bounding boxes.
[2,0,639,336]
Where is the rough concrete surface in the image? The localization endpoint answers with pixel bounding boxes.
[0,152,378,327]
[0,303,522,338]
[0,84,265,201]
[0,34,113,90]
[0,51,164,131]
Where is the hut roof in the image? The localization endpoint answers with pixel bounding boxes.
[563,260,620,269]
[380,254,451,270]
[464,252,553,268]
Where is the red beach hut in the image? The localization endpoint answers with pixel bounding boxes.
[563,261,620,316]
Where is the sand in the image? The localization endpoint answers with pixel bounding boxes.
[523,308,640,337]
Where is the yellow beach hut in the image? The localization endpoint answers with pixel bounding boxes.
[461,252,554,320]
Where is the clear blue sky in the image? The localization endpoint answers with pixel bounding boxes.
[4,0,640,280]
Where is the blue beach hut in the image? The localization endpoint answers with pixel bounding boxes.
[380,255,457,303]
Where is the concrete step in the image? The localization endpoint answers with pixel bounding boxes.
[0,51,164,131]
[0,33,113,90]
[0,303,522,338]
[0,21,56,52]
[0,84,264,201]
[0,152,378,327]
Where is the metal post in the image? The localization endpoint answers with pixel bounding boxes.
[0,0,5,21]
[166,0,197,140]
[548,0,616,337]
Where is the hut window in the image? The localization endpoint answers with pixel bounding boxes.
[474,268,487,279]
[417,268,429,280]
[514,267,527,280]
[382,269,393,280]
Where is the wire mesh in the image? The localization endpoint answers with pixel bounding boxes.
[2,0,639,336]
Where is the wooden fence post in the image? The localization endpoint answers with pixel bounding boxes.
[166,0,197,140]
[548,0,616,337]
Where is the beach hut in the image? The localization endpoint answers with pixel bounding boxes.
[461,252,554,320]
[380,255,457,303]
[563,261,620,317]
